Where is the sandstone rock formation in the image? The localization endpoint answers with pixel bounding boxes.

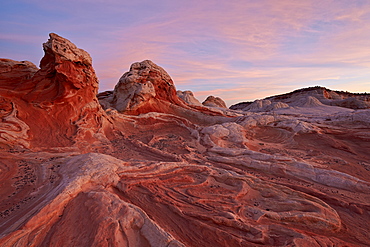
[0,33,111,151]
[331,97,370,109]
[0,59,38,88]
[177,90,202,106]
[202,95,227,108]
[239,99,289,112]
[98,60,234,125]
[111,60,181,113]
[1,34,370,247]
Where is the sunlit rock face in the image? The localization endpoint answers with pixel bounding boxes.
[100,60,233,125]
[1,34,370,247]
[0,33,110,150]
[24,33,99,102]
[111,60,183,114]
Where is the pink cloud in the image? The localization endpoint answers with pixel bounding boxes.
[5,0,369,104]
[72,1,370,106]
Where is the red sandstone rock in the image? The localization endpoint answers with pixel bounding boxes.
[0,33,111,150]
[1,34,370,247]
[0,59,38,90]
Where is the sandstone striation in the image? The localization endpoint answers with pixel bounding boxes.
[1,34,370,247]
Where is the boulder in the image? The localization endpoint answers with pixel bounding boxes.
[177,90,202,106]
[202,95,227,108]
[111,60,184,114]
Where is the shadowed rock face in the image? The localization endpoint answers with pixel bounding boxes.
[1,34,370,247]
[0,59,38,89]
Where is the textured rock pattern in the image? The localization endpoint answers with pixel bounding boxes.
[1,34,370,247]
[0,33,110,150]
[111,60,181,113]
[0,100,30,149]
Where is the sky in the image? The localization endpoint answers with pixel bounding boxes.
[1,0,370,106]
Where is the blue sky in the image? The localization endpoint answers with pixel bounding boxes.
[1,0,370,106]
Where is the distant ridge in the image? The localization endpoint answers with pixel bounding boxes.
[230,86,370,110]
[265,86,370,101]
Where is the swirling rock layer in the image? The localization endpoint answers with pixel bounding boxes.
[1,34,370,247]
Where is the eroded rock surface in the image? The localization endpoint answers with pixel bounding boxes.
[111,60,180,113]
[1,34,370,247]
[0,33,111,150]
[99,60,233,125]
